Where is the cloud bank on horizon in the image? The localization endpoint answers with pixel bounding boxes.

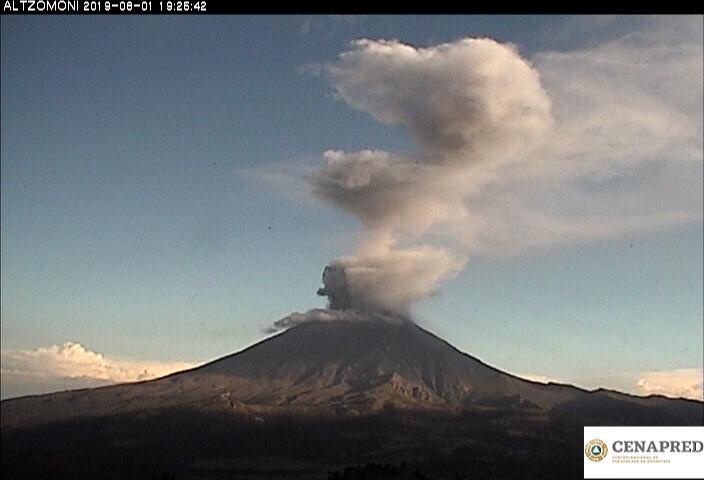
[1,343,199,399]
[636,368,704,401]
[306,17,702,316]
[519,368,704,402]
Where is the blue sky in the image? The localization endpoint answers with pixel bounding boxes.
[1,15,702,399]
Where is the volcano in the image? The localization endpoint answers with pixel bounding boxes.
[2,314,702,479]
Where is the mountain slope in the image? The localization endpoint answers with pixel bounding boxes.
[1,317,698,430]
[2,315,702,480]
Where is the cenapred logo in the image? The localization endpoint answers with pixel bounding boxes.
[584,427,704,479]
[585,438,609,462]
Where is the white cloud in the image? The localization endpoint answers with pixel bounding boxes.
[1,342,199,399]
[636,368,703,400]
[517,373,561,385]
[518,368,703,401]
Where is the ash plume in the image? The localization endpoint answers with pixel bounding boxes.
[264,307,406,334]
[316,265,352,310]
[313,38,552,314]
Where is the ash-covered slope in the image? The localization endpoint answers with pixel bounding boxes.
[195,317,576,409]
[1,314,700,429]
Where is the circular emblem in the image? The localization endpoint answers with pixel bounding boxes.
[585,438,608,462]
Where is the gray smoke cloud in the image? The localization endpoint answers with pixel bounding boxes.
[311,38,553,314]
[265,307,405,334]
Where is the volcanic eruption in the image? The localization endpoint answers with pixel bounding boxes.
[2,36,702,480]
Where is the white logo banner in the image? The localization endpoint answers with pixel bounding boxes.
[584,426,704,478]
